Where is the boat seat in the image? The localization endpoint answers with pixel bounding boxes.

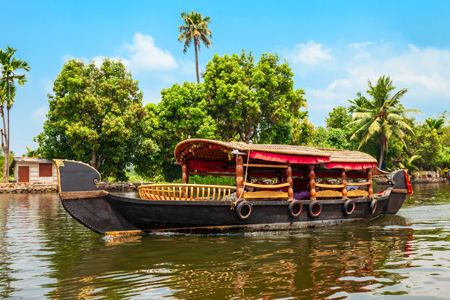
[347,190,369,198]
[316,190,342,199]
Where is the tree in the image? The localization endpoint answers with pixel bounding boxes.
[291,117,315,146]
[178,10,212,83]
[425,117,445,135]
[132,103,161,180]
[348,76,421,168]
[203,50,307,143]
[35,59,155,181]
[150,82,218,181]
[405,122,444,170]
[24,146,37,157]
[326,106,352,129]
[0,46,30,182]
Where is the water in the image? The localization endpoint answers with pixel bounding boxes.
[0,184,449,299]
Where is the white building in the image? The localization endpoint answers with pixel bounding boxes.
[13,157,57,183]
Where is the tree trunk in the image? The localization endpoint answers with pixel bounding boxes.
[243,125,254,143]
[1,106,8,183]
[378,143,385,169]
[91,148,96,167]
[2,152,7,183]
[195,40,200,83]
[5,107,10,182]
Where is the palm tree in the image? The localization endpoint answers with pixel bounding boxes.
[0,46,31,182]
[347,76,421,168]
[178,10,212,83]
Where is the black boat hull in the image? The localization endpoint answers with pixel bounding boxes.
[56,160,408,235]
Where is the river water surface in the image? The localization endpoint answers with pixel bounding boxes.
[0,184,449,299]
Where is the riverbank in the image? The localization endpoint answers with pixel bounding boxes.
[0,182,58,193]
[374,174,447,185]
[0,182,139,194]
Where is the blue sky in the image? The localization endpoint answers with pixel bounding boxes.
[2,0,450,155]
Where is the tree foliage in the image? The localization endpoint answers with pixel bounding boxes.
[203,50,307,143]
[35,59,155,181]
[146,82,217,181]
[326,106,352,130]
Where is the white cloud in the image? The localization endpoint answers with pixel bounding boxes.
[62,33,177,74]
[287,42,450,125]
[289,41,332,65]
[122,32,178,72]
[41,77,53,94]
[349,41,374,50]
[32,106,48,119]
[308,42,450,101]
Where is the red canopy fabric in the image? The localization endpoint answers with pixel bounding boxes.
[249,151,330,164]
[325,162,376,170]
[187,160,234,173]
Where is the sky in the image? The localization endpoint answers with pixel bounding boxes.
[2,0,450,156]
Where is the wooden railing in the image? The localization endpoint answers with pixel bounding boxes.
[244,182,290,189]
[346,181,370,186]
[315,181,370,199]
[138,184,236,201]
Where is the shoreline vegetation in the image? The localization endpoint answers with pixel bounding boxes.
[2,11,449,183]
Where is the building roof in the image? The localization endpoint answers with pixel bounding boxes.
[13,157,53,163]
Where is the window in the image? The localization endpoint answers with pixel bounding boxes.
[39,163,53,177]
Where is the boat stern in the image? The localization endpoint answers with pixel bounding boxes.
[385,170,410,214]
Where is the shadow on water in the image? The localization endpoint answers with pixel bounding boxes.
[0,183,449,299]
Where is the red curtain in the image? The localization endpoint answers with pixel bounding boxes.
[187,160,234,173]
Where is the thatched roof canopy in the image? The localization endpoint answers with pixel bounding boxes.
[174,139,377,168]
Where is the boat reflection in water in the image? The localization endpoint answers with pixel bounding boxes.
[46,216,414,299]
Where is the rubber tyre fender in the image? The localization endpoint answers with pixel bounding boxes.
[370,199,377,214]
[343,200,355,216]
[308,201,322,218]
[236,201,252,220]
[288,200,302,218]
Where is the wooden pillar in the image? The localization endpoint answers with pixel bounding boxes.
[367,168,373,198]
[309,165,316,201]
[182,162,189,198]
[342,169,347,199]
[236,155,244,199]
[182,163,189,184]
[286,163,293,200]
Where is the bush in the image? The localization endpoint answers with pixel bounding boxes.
[173,175,235,185]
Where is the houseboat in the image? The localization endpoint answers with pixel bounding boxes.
[56,139,412,236]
